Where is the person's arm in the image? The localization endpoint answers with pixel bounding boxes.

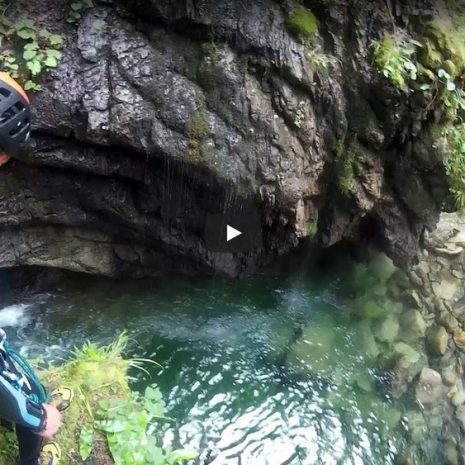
[0,375,46,432]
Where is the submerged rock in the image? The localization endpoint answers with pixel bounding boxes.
[453,331,465,351]
[444,440,459,465]
[374,314,399,343]
[286,322,337,377]
[358,322,381,359]
[426,325,449,356]
[455,404,465,430]
[401,310,427,339]
[404,411,427,444]
[415,368,444,410]
[442,364,460,387]
[451,388,465,407]
[432,280,459,300]
[394,343,421,364]
[369,254,396,283]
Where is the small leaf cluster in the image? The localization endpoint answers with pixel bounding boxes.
[371,34,419,92]
[0,10,64,92]
[67,0,94,24]
[79,386,198,465]
[293,101,306,129]
[441,124,465,209]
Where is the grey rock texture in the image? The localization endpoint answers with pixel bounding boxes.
[0,0,450,277]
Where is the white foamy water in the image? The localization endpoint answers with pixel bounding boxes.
[0,304,32,328]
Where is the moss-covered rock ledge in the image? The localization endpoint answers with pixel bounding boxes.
[0,335,196,465]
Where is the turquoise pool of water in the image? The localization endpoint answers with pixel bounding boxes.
[1,262,410,465]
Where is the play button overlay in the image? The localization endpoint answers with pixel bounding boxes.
[227,225,242,242]
[205,212,262,253]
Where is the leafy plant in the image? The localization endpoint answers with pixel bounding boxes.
[79,386,197,465]
[371,34,419,92]
[437,68,465,116]
[71,334,196,465]
[293,101,306,129]
[441,124,465,208]
[307,49,338,72]
[67,0,94,24]
[0,7,65,92]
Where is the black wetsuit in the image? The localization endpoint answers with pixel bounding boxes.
[0,330,46,465]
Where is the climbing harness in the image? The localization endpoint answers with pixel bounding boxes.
[0,328,49,404]
[0,328,48,432]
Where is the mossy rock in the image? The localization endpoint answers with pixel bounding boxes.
[286,6,319,39]
[422,16,465,76]
[187,106,211,163]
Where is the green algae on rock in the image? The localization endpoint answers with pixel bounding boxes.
[286,6,319,39]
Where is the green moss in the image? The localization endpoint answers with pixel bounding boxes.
[201,42,222,62]
[187,106,210,163]
[423,16,465,77]
[307,212,319,238]
[338,157,355,195]
[287,6,318,39]
[336,140,363,196]
[419,40,443,70]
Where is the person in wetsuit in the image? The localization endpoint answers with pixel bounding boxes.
[0,73,62,465]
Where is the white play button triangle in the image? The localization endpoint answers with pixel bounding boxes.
[227,224,242,242]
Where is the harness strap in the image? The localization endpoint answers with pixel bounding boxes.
[0,330,49,404]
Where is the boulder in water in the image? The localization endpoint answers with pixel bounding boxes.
[415,368,444,410]
[374,314,399,343]
[401,310,427,339]
[286,322,336,377]
[426,325,448,356]
[369,253,397,283]
[453,331,465,351]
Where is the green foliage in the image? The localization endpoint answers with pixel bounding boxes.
[0,5,64,92]
[67,0,94,24]
[81,386,197,465]
[371,34,419,91]
[335,139,362,196]
[307,48,338,73]
[441,124,465,209]
[287,6,318,39]
[293,101,306,129]
[338,155,355,195]
[437,68,465,118]
[0,334,195,465]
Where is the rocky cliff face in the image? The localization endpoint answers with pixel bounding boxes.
[0,0,451,277]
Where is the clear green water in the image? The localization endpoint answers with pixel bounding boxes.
[1,264,409,465]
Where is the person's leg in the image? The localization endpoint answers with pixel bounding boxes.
[16,424,43,465]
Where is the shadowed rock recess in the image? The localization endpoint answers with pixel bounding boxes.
[0,0,451,277]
